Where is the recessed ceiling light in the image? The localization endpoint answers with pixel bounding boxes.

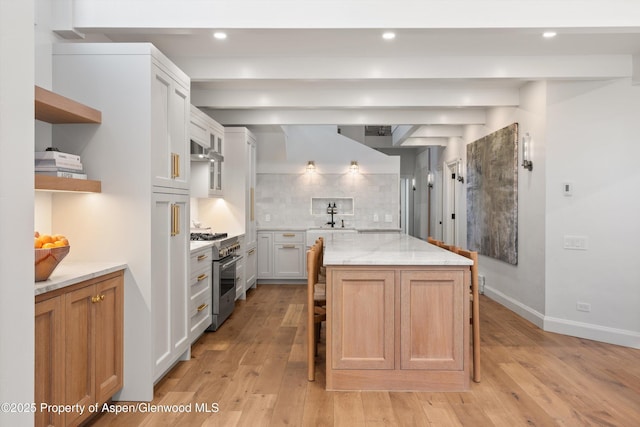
[382,32,396,40]
[213,32,227,40]
[542,31,557,39]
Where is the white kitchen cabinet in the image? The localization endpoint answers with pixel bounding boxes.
[273,231,305,278]
[209,121,225,197]
[236,243,246,300]
[257,232,274,279]
[189,246,212,343]
[245,135,257,291]
[152,191,190,380]
[189,105,224,198]
[52,43,191,401]
[151,66,190,191]
[245,245,257,291]
[257,231,306,281]
[224,128,257,289]
[189,105,210,149]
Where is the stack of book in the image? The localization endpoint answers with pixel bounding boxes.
[35,150,87,179]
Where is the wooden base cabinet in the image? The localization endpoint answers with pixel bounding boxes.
[326,266,469,392]
[35,270,124,427]
[35,297,65,427]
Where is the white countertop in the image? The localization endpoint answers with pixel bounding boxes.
[190,241,215,252]
[323,233,473,266]
[35,261,128,296]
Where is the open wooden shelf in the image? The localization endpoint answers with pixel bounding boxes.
[34,86,102,192]
[35,86,102,124]
[35,175,102,193]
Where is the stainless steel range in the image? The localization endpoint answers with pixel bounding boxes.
[190,232,242,331]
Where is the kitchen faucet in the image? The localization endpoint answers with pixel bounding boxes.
[326,203,337,228]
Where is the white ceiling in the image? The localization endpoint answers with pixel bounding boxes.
[73,5,640,147]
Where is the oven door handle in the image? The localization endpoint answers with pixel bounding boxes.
[220,255,242,270]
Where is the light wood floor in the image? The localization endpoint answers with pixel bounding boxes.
[89,284,640,427]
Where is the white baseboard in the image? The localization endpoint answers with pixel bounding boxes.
[544,316,640,349]
[484,286,640,349]
[483,286,545,328]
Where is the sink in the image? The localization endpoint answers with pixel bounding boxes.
[306,228,357,246]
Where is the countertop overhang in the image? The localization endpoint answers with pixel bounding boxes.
[35,261,128,296]
[323,233,473,266]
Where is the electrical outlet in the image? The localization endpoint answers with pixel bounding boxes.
[384,214,393,223]
[564,235,588,250]
[373,214,379,222]
[576,302,591,312]
[265,214,271,222]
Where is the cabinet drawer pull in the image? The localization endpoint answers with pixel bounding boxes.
[197,254,208,261]
[171,204,180,236]
[171,152,180,178]
[197,273,208,282]
[282,244,296,249]
[282,233,296,237]
[197,303,208,312]
[247,248,256,255]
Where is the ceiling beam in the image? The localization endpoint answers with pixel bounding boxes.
[191,86,520,109]
[204,108,487,127]
[401,137,450,147]
[411,125,464,138]
[177,55,631,81]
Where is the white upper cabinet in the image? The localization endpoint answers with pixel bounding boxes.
[189,105,210,149]
[151,65,190,191]
[189,105,224,198]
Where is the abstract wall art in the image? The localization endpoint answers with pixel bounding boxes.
[466,123,519,265]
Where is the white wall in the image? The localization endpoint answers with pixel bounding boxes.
[544,78,640,347]
[254,125,401,230]
[442,79,640,348]
[462,83,548,325]
[0,0,35,426]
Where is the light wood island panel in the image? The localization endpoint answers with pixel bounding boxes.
[326,265,470,391]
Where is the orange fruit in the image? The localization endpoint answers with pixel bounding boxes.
[42,242,55,249]
[53,240,66,247]
[39,235,54,245]
[53,234,66,241]
[34,238,42,249]
[59,238,69,246]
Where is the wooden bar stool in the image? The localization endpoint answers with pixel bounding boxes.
[307,245,326,381]
[457,248,481,383]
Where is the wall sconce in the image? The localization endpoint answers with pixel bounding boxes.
[457,161,464,183]
[427,171,434,188]
[349,161,359,174]
[306,161,316,173]
[522,132,533,171]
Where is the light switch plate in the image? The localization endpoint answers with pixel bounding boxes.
[563,182,573,196]
[564,235,588,250]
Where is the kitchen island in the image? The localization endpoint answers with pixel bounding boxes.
[323,233,473,391]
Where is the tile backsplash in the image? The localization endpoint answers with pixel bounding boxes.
[256,173,399,229]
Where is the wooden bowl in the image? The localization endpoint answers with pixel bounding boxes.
[35,246,70,282]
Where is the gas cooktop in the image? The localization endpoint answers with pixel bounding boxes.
[190,232,228,241]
